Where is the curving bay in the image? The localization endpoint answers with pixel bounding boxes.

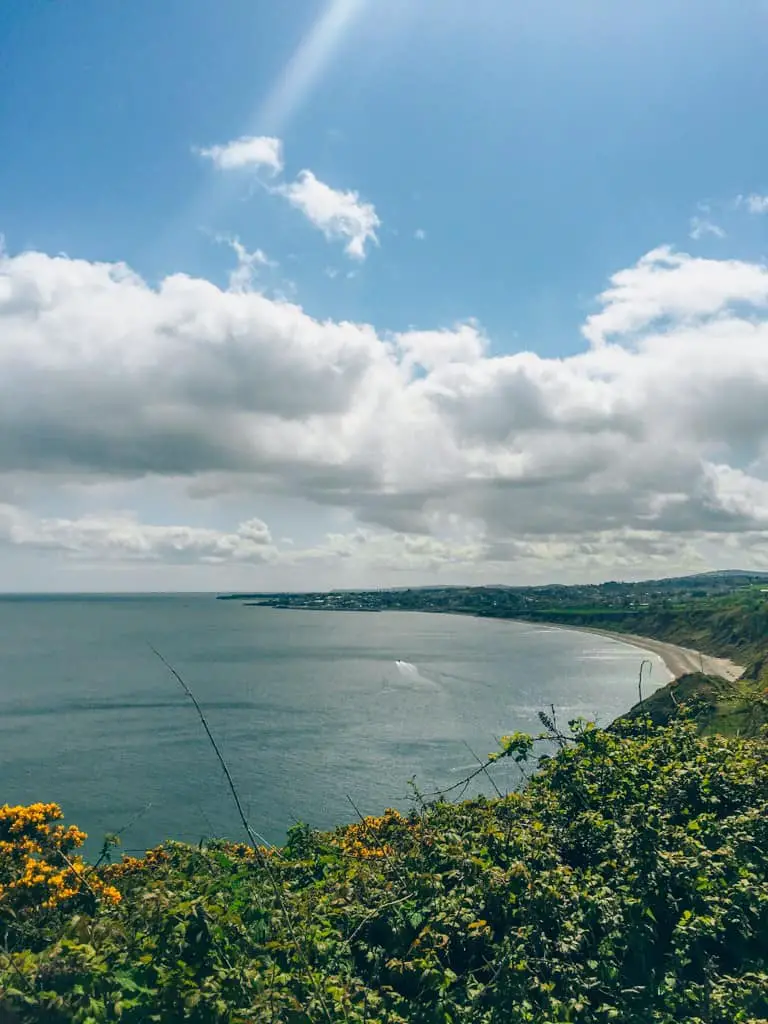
[0,594,670,854]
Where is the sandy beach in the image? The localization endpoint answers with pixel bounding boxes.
[552,625,745,682]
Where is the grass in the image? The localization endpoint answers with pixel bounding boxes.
[617,671,768,739]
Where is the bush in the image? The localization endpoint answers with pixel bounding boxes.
[1,719,767,1023]
[0,802,120,920]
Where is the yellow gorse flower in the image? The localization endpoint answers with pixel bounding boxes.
[333,808,409,860]
[101,846,171,880]
[0,802,121,911]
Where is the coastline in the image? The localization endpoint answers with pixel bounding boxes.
[533,622,745,682]
[243,601,746,683]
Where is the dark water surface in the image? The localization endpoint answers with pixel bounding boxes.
[0,595,665,854]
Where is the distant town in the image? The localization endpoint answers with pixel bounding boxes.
[217,569,767,644]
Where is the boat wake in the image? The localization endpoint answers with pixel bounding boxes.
[391,659,441,690]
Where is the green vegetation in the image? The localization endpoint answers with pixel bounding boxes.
[2,717,768,1023]
[618,672,768,739]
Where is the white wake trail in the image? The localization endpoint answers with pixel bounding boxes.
[392,660,441,690]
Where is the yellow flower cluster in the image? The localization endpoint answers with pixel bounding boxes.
[102,846,170,879]
[217,841,255,860]
[0,802,65,833]
[0,802,121,910]
[335,808,407,860]
[215,841,278,861]
[338,837,394,859]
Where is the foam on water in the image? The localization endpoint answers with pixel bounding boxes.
[393,660,441,690]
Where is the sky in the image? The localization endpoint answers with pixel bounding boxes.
[1,0,768,591]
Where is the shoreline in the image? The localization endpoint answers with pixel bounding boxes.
[245,601,746,683]
[526,621,744,682]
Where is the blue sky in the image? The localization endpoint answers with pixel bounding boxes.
[1,0,768,589]
[4,0,768,346]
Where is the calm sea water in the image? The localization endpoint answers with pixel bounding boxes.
[0,595,668,855]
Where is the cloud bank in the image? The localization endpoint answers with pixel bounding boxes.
[1,241,768,581]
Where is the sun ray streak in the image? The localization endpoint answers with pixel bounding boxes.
[257,0,368,135]
[156,0,368,266]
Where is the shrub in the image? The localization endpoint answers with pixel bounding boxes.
[1,720,767,1023]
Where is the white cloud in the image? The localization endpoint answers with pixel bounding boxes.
[197,135,284,174]
[0,505,277,564]
[2,240,768,585]
[743,193,768,214]
[396,323,487,372]
[5,500,763,585]
[276,170,380,260]
[414,228,426,240]
[0,247,385,462]
[582,245,768,347]
[689,216,725,240]
[220,237,275,292]
[196,136,380,260]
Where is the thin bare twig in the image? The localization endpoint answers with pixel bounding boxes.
[638,658,652,709]
[88,801,155,876]
[149,645,335,1024]
[462,740,504,799]
[421,760,492,800]
[54,847,99,909]
[148,644,266,849]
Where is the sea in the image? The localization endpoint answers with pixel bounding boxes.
[0,594,669,856]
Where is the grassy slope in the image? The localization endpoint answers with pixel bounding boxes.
[524,586,768,737]
[617,671,768,738]
[519,597,768,668]
[586,592,768,737]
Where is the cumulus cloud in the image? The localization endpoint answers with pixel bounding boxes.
[0,247,389,481]
[581,245,768,347]
[1,240,768,580]
[396,323,487,372]
[288,526,489,572]
[0,504,277,564]
[276,170,380,260]
[5,500,762,583]
[197,135,284,174]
